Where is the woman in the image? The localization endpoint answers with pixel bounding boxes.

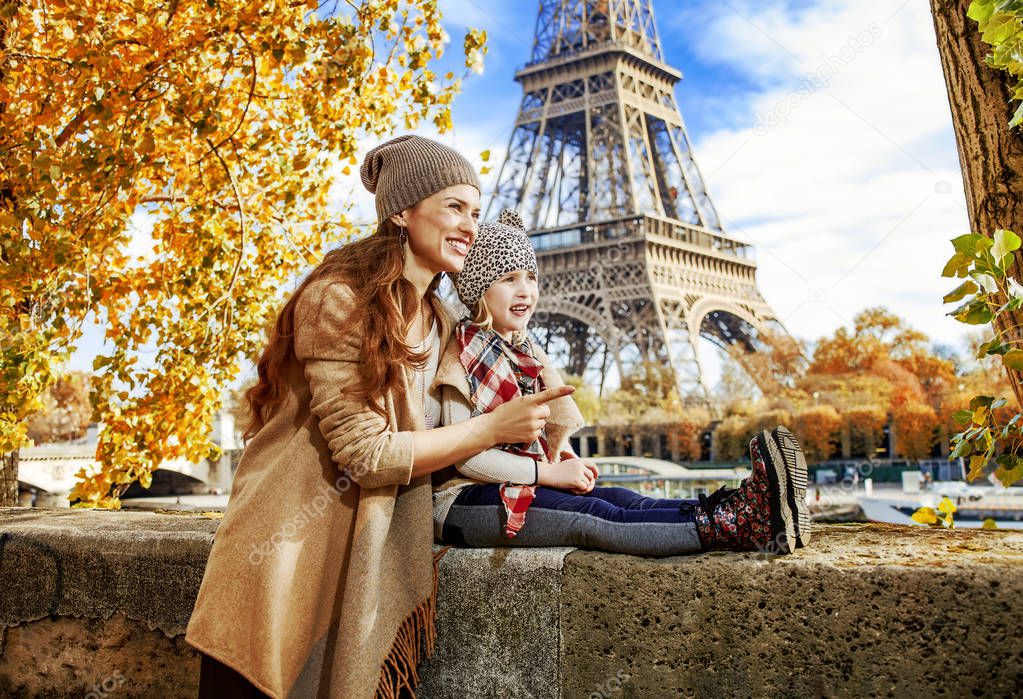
[184,135,574,699]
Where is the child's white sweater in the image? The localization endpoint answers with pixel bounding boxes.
[429,333,585,540]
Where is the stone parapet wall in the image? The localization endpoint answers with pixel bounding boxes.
[1,508,1021,697]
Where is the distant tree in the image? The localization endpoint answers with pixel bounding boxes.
[224,383,253,445]
[598,360,680,426]
[843,406,888,460]
[711,414,749,463]
[791,405,841,465]
[26,370,92,444]
[743,408,793,438]
[712,353,759,409]
[894,402,939,462]
[562,373,600,425]
[669,408,712,462]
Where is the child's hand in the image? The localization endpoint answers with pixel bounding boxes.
[540,458,598,494]
[485,386,575,445]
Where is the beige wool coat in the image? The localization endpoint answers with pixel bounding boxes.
[185,279,456,699]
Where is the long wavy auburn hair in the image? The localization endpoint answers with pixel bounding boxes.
[242,219,440,441]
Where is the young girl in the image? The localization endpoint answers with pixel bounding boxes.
[430,210,811,556]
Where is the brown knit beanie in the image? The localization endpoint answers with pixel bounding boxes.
[360,135,482,221]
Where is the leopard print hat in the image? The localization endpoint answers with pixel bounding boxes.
[453,209,538,310]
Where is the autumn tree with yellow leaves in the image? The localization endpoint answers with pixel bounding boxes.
[0,0,486,507]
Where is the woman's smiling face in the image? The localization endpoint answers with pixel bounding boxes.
[483,269,539,339]
[397,184,481,275]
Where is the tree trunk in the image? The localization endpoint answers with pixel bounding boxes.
[929,1,1023,405]
[0,2,21,507]
[0,450,18,507]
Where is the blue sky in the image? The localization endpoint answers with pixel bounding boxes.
[425,0,971,352]
[71,0,976,390]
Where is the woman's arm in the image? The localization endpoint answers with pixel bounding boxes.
[296,280,569,487]
[297,281,420,489]
[438,385,538,484]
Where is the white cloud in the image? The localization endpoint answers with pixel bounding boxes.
[675,0,974,350]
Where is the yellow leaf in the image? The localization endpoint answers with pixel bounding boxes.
[480,149,491,162]
[968,455,986,480]
[911,507,937,525]
[982,518,998,530]
[937,496,957,514]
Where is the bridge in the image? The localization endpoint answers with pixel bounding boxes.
[16,414,239,507]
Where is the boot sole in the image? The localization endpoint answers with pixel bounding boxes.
[771,425,811,548]
[754,430,796,555]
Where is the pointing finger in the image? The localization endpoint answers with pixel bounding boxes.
[524,385,575,405]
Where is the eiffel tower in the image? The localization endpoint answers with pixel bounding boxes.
[486,0,803,406]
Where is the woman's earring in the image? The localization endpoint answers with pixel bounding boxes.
[398,224,408,251]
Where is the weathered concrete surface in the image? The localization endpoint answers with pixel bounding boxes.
[561,523,1023,698]
[2,508,1023,698]
[0,614,197,699]
[418,547,574,698]
[0,507,217,698]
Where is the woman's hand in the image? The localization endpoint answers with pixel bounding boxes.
[539,457,598,494]
[483,385,575,445]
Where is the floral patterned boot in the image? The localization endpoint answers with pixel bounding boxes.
[694,427,801,555]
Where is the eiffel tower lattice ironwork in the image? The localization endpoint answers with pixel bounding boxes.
[486,0,804,405]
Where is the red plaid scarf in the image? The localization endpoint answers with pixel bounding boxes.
[456,321,551,537]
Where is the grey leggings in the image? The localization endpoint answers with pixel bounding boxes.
[440,484,704,557]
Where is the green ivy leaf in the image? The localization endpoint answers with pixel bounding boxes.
[1011,101,1023,129]
[943,280,979,303]
[950,298,994,324]
[1003,349,1023,370]
[982,14,1019,44]
[951,438,974,458]
[970,395,995,411]
[942,252,973,278]
[969,271,999,292]
[951,233,983,255]
[968,1,996,22]
[978,338,1008,356]
[991,229,1022,267]
[953,409,975,425]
